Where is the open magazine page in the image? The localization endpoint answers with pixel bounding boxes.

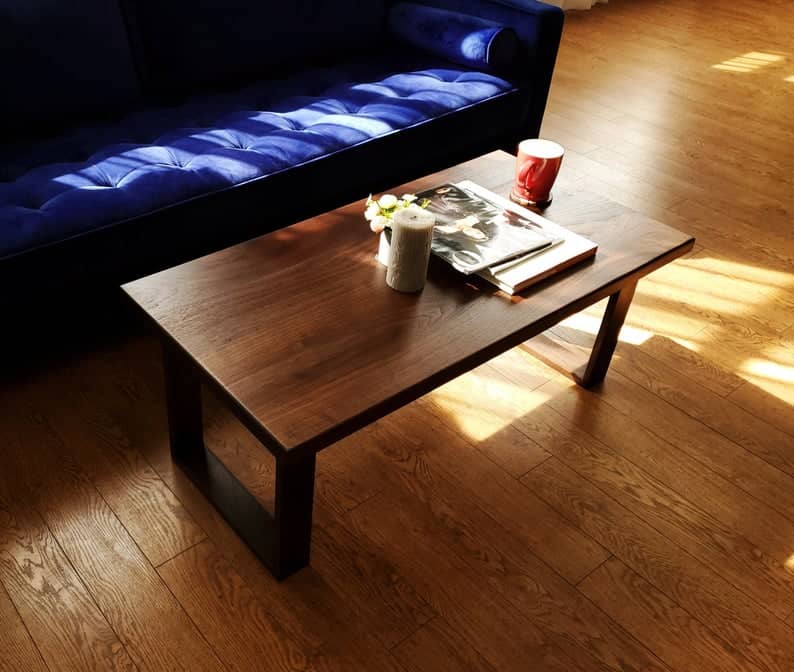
[456,180,599,294]
[417,184,559,274]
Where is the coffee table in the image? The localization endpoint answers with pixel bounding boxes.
[122,151,694,579]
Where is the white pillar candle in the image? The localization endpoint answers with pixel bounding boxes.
[386,205,435,293]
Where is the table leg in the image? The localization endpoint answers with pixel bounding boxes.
[162,341,204,464]
[161,341,316,580]
[578,281,637,387]
[521,280,637,389]
[273,456,316,578]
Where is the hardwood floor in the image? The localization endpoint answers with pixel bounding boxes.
[1,0,793,669]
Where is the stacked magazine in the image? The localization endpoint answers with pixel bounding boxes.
[417,181,597,294]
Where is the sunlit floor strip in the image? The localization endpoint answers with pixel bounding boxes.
[712,51,785,73]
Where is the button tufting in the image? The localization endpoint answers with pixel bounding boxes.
[0,62,514,259]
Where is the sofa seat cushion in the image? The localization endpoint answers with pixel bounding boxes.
[0,58,517,260]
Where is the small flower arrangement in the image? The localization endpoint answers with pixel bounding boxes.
[365,193,430,233]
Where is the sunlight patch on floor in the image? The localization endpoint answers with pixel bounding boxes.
[644,281,760,319]
[558,310,700,350]
[737,339,794,404]
[651,263,791,298]
[676,255,794,289]
[430,376,551,442]
[638,256,794,337]
[650,258,794,307]
[739,374,794,407]
[430,249,794,442]
[743,359,794,385]
[712,51,784,73]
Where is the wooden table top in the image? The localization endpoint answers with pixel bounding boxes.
[123,151,694,459]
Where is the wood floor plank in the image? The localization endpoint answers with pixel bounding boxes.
[551,70,794,189]
[157,540,311,672]
[349,406,672,672]
[421,352,551,478]
[584,362,794,524]
[541,375,794,569]
[493,343,794,526]
[522,457,794,672]
[546,310,747,398]
[469,361,794,619]
[0,501,136,672]
[665,199,794,269]
[0,436,135,672]
[607,334,794,478]
[623,331,746,399]
[392,617,498,672]
[0,579,53,672]
[310,518,436,651]
[524,389,794,617]
[579,557,764,672]
[586,140,794,232]
[697,321,794,388]
[291,356,608,588]
[354,395,610,585]
[728,379,794,439]
[194,418,437,653]
[562,150,687,213]
[348,491,604,672]
[155,471,407,672]
[6,392,226,672]
[52,356,206,567]
[644,250,794,334]
[90,340,421,671]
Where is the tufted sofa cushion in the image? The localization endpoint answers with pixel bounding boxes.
[122,0,388,95]
[0,0,139,139]
[0,58,516,260]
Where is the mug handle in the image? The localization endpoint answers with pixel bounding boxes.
[517,156,546,189]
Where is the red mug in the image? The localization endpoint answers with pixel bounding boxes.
[510,139,564,207]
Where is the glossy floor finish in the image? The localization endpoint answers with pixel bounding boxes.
[1,1,793,670]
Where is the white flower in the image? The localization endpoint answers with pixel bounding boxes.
[401,193,418,203]
[370,215,389,233]
[378,194,398,209]
[364,202,380,221]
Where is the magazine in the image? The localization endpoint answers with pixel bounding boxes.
[417,184,562,274]
[459,181,599,294]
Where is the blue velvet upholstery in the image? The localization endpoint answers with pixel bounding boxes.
[389,3,518,73]
[1,0,564,301]
[0,0,139,137]
[411,0,563,134]
[121,0,388,94]
[0,59,515,260]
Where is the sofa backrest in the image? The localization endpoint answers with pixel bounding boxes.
[0,0,140,139]
[121,0,388,97]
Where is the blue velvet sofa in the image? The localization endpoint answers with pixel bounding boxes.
[0,0,563,303]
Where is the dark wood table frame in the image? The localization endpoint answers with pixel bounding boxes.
[160,274,639,579]
[528,279,638,387]
[162,340,317,580]
[125,152,693,580]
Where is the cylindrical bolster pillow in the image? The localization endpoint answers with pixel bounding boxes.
[388,2,519,73]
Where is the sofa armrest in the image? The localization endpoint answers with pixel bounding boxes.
[404,0,564,139]
[388,3,520,74]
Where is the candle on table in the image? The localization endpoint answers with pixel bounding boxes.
[386,205,435,293]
